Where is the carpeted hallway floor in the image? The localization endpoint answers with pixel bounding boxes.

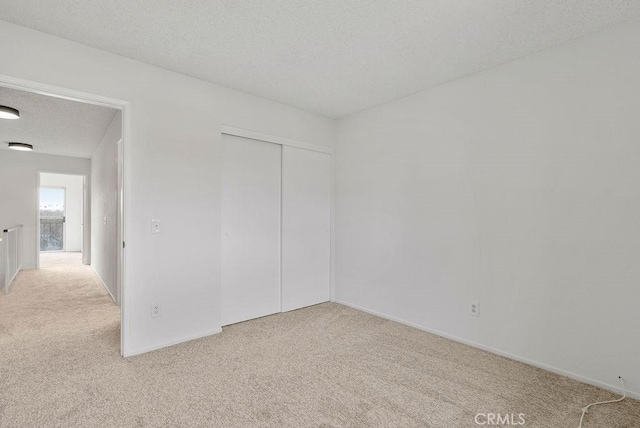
[0,256,638,427]
[39,251,85,268]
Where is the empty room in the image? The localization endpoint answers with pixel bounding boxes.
[0,2,638,427]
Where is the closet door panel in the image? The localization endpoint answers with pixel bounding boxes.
[281,146,331,311]
[221,135,281,325]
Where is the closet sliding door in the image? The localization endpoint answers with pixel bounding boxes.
[221,135,281,326]
[281,146,331,311]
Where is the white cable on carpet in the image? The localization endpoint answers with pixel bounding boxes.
[578,377,626,428]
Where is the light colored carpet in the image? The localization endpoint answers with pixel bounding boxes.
[0,263,638,427]
[39,251,84,268]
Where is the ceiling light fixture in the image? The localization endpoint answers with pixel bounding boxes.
[0,105,20,120]
[8,142,33,151]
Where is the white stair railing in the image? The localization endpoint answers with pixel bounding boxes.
[1,225,23,293]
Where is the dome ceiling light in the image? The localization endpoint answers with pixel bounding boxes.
[8,142,33,151]
[0,105,20,120]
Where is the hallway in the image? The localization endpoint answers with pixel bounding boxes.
[0,253,119,344]
[0,255,121,425]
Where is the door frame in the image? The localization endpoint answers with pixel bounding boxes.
[37,184,68,254]
[0,73,132,357]
[36,173,88,265]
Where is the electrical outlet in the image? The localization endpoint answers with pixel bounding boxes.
[151,303,161,318]
[470,301,479,317]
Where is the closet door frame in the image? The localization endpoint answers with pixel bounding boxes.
[220,125,335,307]
[221,126,333,156]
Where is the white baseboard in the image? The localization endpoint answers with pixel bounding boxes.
[90,265,116,304]
[125,328,223,357]
[333,299,639,400]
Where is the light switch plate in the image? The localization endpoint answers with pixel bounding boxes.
[151,219,161,234]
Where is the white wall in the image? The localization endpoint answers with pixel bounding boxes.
[0,150,90,268]
[91,112,121,301]
[0,20,335,356]
[40,172,84,252]
[335,20,640,398]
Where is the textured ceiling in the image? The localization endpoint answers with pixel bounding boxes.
[1,1,639,118]
[0,86,118,158]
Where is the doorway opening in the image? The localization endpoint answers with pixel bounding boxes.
[0,75,130,356]
[38,173,86,268]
